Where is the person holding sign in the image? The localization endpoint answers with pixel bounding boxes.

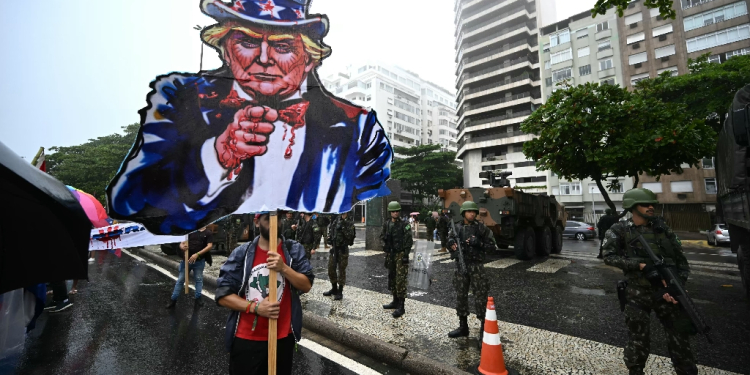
[381,201,412,318]
[166,226,213,309]
[216,213,313,375]
[107,0,393,236]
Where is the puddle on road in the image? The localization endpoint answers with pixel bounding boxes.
[570,286,606,296]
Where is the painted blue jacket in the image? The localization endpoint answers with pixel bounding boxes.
[215,236,314,352]
[107,69,392,235]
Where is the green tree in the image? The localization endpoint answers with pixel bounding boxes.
[635,54,750,133]
[521,82,716,211]
[47,123,139,205]
[591,0,677,19]
[391,144,463,209]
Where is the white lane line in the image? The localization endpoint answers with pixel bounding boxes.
[527,258,572,273]
[552,254,602,263]
[687,260,739,269]
[349,250,383,257]
[485,258,523,269]
[692,265,740,273]
[122,250,382,373]
[298,339,382,375]
[691,271,742,281]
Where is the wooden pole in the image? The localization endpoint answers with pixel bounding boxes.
[184,236,190,295]
[268,212,279,375]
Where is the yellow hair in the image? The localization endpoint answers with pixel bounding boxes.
[201,22,331,63]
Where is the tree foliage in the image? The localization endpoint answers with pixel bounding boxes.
[521,82,716,211]
[591,0,676,19]
[391,144,463,208]
[635,54,750,133]
[47,123,139,205]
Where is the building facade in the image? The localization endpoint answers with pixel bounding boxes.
[454,0,553,190]
[539,7,635,221]
[320,63,458,154]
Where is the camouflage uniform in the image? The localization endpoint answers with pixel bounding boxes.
[316,214,330,248]
[280,216,297,241]
[296,218,321,259]
[437,214,450,248]
[425,216,437,242]
[327,215,356,287]
[448,220,493,320]
[381,217,413,298]
[602,218,697,375]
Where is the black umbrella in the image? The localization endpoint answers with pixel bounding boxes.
[0,141,91,294]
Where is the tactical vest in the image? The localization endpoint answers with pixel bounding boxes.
[300,221,314,244]
[458,221,486,263]
[622,225,678,286]
[384,220,408,254]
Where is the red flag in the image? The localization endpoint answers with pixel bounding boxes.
[32,147,46,172]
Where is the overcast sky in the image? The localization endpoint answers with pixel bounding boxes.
[0,0,596,160]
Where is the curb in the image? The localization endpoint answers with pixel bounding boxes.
[126,247,470,375]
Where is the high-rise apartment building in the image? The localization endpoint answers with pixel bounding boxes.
[454,0,554,190]
[538,7,635,221]
[320,63,458,154]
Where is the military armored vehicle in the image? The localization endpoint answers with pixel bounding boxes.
[438,170,567,260]
[716,83,750,299]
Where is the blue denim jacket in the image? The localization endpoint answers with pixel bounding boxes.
[215,236,314,352]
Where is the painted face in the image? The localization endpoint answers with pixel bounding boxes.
[224,28,314,101]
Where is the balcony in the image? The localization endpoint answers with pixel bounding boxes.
[458,56,535,91]
[456,39,531,76]
[458,110,532,138]
[457,23,533,61]
[464,6,528,38]
[457,130,533,156]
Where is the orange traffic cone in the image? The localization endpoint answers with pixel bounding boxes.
[476,297,517,375]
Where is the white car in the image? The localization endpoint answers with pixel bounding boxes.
[707,224,730,246]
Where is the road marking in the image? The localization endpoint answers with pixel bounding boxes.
[691,264,740,272]
[349,250,383,257]
[552,253,602,263]
[691,271,742,281]
[527,259,571,273]
[688,259,738,269]
[298,339,382,375]
[122,249,216,300]
[485,258,523,269]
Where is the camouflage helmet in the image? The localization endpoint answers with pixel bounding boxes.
[460,201,479,215]
[622,188,659,210]
[387,201,402,212]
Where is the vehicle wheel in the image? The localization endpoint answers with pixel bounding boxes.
[160,243,177,256]
[738,245,750,300]
[535,226,552,257]
[551,225,563,254]
[575,233,586,241]
[514,227,536,260]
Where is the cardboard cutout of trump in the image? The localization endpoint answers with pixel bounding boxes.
[107,0,393,235]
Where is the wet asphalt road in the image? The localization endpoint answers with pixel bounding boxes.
[336,228,750,374]
[2,254,362,375]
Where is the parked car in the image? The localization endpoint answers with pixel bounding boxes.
[706,224,730,246]
[563,221,597,241]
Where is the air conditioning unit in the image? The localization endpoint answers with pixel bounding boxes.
[661,56,670,62]
[630,22,638,28]
[659,34,667,41]
[632,43,640,49]
[634,63,642,68]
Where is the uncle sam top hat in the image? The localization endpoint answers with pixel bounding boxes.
[201,0,329,39]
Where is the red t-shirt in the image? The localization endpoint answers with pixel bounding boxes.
[235,243,292,341]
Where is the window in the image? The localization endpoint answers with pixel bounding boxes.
[702,157,715,169]
[683,2,747,31]
[630,72,650,85]
[625,12,643,25]
[597,21,609,32]
[655,44,676,58]
[627,32,645,44]
[589,183,601,194]
[642,182,663,193]
[551,48,573,64]
[687,24,750,53]
[544,60,551,70]
[576,28,589,39]
[578,46,590,57]
[601,78,615,85]
[545,77,553,86]
[599,59,613,70]
[727,48,750,59]
[652,24,673,37]
[542,42,550,52]
[657,66,679,76]
[705,178,717,194]
[670,181,694,193]
[579,64,592,76]
[358,66,367,74]
[549,30,571,47]
[552,67,573,82]
[708,54,722,63]
[629,52,648,65]
[650,8,660,18]
[559,182,582,195]
[365,82,372,89]
[598,40,611,51]
[366,95,371,101]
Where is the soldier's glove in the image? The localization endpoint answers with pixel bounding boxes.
[401,255,409,265]
[468,235,481,247]
[641,264,661,284]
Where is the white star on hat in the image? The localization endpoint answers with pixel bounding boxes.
[257,0,285,19]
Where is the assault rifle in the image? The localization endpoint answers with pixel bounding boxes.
[449,220,468,275]
[629,234,713,343]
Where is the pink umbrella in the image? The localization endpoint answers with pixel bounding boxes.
[66,186,110,228]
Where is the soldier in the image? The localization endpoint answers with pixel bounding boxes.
[296,213,321,260]
[280,211,298,241]
[602,188,697,375]
[381,201,413,318]
[425,212,437,242]
[323,212,356,300]
[597,208,620,258]
[447,201,493,343]
[317,214,331,249]
[437,208,451,253]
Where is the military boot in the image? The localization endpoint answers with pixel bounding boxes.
[448,317,469,338]
[334,286,343,301]
[477,319,485,349]
[323,283,338,297]
[628,368,645,375]
[439,247,447,253]
[383,294,399,309]
[392,298,405,318]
